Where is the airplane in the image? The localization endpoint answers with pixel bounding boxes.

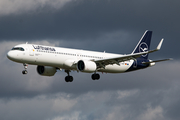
[7,30,171,82]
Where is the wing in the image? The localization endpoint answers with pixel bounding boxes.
[94,39,164,69]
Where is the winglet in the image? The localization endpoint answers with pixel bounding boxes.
[157,39,164,50]
[148,38,164,54]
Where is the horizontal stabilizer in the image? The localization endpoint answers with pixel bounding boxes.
[142,58,172,64]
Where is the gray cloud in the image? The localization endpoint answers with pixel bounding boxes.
[0,0,178,58]
[0,0,73,16]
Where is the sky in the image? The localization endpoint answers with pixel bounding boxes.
[0,0,180,120]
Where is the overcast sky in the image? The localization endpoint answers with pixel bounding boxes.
[0,0,180,120]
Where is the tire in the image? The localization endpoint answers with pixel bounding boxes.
[91,74,100,80]
[69,76,73,82]
[95,74,100,80]
[65,76,69,82]
[65,76,73,82]
[91,74,96,80]
[22,70,28,74]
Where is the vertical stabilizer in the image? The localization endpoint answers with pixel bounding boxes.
[132,30,152,59]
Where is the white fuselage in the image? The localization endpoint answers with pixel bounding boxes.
[7,44,134,73]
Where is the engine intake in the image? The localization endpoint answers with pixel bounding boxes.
[37,66,56,76]
[77,60,97,73]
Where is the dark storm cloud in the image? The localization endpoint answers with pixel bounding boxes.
[0,0,179,40]
[0,0,178,58]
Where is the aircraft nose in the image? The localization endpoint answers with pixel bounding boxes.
[7,51,16,60]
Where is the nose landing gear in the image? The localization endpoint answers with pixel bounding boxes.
[22,70,28,74]
[22,63,28,74]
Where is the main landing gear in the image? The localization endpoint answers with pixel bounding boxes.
[91,73,100,80]
[64,70,100,82]
[22,63,28,74]
[65,70,73,82]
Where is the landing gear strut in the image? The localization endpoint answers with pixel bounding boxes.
[91,73,100,80]
[22,63,28,74]
[65,70,73,82]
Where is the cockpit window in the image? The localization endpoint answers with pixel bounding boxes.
[11,47,25,51]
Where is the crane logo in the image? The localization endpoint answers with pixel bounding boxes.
[139,42,148,57]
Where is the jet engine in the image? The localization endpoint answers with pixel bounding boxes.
[37,66,56,76]
[77,60,97,73]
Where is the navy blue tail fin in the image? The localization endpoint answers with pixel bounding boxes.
[131,30,152,60]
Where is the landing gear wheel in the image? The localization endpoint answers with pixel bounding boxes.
[65,76,73,82]
[69,76,73,82]
[22,70,28,74]
[96,74,100,80]
[65,70,73,82]
[91,73,100,80]
[92,74,96,80]
[22,63,28,75]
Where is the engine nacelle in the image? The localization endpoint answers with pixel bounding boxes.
[37,66,56,76]
[77,60,97,73]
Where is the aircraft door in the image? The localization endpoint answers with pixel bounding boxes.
[28,45,34,56]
